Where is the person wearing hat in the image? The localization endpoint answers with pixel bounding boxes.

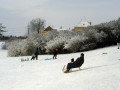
[64,53,84,73]
[53,49,58,59]
[71,58,74,63]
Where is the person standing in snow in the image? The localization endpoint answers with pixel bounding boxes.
[64,53,84,73]
[117,35,120,49]
[34,48,39,60]
[53,49,58,59]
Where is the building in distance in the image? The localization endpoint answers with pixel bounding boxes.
[74,21,92,31]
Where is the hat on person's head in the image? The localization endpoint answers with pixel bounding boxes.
[71,58,74,62]
[71,58,74,60]
[81,53,84,56]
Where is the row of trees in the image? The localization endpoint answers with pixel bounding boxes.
[8,18,120,57]
[1,18,45,39]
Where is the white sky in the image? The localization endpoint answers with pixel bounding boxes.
[0,0,120,36]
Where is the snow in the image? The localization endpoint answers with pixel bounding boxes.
[75,21,91,27]
[0,42,120,90]
[54,27,68,31]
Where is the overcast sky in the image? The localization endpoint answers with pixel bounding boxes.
[0,0,120,36]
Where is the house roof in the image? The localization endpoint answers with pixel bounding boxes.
[44,26,53,31]
[75,21,91,27]
[54,26,68,31]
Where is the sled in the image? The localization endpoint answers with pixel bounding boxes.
[62,65,81,73]
[21,57,29,62]
[102,53,108,54]
[44,58,52,60]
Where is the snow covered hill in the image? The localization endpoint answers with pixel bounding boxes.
[0,43,120,90]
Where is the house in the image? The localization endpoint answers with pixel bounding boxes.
[74,21,92,31]
[41,26,53,34]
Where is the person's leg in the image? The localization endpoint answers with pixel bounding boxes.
[64,63,73,73]
[55,55,57,59]
[36,55,38,60]
[118,43,120,49]
[117,43,119,49]
[31,57,33,60]
[67,63,73,71]
[53,55,55,59]
[35,54,37,60]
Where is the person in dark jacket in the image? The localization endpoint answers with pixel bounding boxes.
[117,36,120,49]
[64,53,84,73]
[34,48,39,60]
[53,49,58,59]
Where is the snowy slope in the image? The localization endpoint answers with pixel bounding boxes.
[0,43,120,90]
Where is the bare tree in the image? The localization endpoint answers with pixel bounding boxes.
[0,23,6,37]
[29,18,46,33]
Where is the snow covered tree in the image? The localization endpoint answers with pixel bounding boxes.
[8,39,35,56]
[45,36,66,54]
[43,30,58,42]
[20,39,35,56]
[45,30,77,54]
[8,39,22,57]
[64,35,86,53]
[117,17,120,30]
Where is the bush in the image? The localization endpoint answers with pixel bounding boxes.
[80,43,96,51]
[8,39,35,57]
[20,39,35,56]
[64,35,87,53]
[45,37,66,54]
[8,40,22,57]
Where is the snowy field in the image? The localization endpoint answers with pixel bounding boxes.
[0,42,120,90]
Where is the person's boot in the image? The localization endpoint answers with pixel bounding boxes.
[64,70,69,73]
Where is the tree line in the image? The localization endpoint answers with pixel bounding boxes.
[3,17,120,57]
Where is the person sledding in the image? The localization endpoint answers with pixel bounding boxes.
[64,53,84,73]
[53,49,58,59]
[71,58,74,63]
[34,48,39,60]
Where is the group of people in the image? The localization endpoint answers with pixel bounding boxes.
[31,48,59,60]
[64,53,84,73]
[29,35,120,73]
[31,48,84,73]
